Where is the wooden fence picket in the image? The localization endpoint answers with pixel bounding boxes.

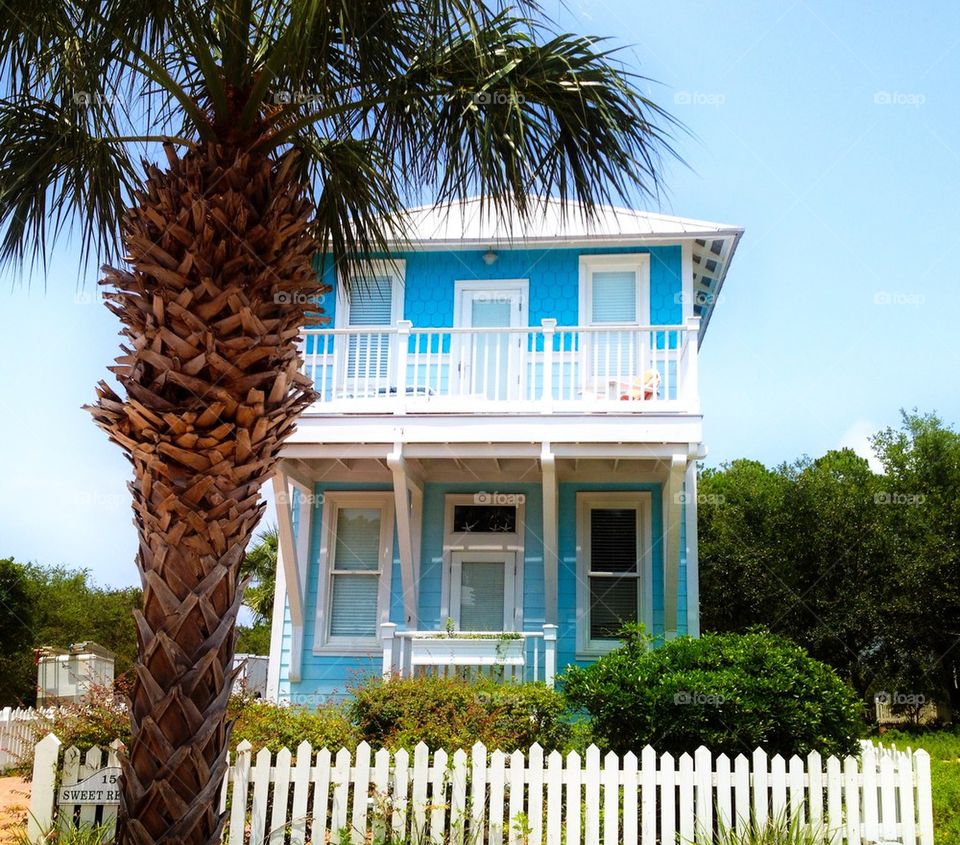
[545,750,562,845]
[391,747,409,843]
[270,745,293,845]
[351,741,372,845]
[678,753,694,845]
[565,751,582,845]
[528,744,544,845]
[469,743,487,845]
[732,754,750,835]
[249,746,272,845]
[715,753,731,833]
[660,752,676,845]
[488,750,506,845]
[450,748,468,845]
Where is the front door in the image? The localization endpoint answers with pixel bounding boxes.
[455,282,526,400]
[450,551,516,631]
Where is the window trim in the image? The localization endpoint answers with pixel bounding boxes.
[440,493,525,631]
[336,259,406,329]
[578,253,651,326]
[313,491,395,654]
[575,491,654,657]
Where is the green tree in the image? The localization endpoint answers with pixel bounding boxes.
[240,526,277,623]
[871,411,960,717]
[235,527,277,656]
[699,413,960,719]
[0,558,36,705]
[0,4,677,841]
[0,559,142,705]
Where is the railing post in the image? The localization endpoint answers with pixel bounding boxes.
[543,624,558,689]
[28,733,61,843]
[683,317,700,413]
[394,321,412,414]
[540,319,557,413]
[381,623,397,678]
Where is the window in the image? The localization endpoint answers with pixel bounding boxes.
[316,492,394,650]
[576,492,652,655]
[579,254,650,326]
[338,260,405,392]
[579,255,651,387]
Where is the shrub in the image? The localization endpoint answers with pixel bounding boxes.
[348,675,571,752]
[228,694,358,752]
[562,626,862,758]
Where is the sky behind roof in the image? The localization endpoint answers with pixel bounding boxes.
[1,0,957,588]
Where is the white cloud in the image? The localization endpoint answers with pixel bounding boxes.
[838,420,884,473]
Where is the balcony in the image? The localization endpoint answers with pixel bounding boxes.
[380,623,559,688]
[301,319,700,415]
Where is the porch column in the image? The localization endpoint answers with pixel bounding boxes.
[387,443,421,628]
[272,470,305,683]
[543,624,558,688]
[541,443,559,626]
[662,454,687,640]
[684,460,701,637]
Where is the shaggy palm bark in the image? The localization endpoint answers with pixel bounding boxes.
[88,142,323,845]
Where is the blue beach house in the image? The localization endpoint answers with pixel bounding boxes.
[266,198,743,701]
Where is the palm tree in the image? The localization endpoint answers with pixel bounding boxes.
[0,2,678,843]
[240,526,277,624]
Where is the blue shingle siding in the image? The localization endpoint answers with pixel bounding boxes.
[400,246,681,329]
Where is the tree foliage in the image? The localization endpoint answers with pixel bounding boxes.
[0,558,140,706]
[699,411,960,719]
[562,626,862,758]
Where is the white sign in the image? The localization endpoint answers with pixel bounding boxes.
[57,767,121,805]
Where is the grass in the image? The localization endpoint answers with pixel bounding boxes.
[870,726,960,845]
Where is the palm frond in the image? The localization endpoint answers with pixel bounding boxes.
[0,95,137,272]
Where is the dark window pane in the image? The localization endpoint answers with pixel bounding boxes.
[590,577,638,639]
[591,508,636,573]
[453,505,517,533]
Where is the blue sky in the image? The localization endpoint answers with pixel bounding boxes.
[1,0,957,588]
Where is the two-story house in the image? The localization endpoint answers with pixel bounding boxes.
[265,198,742,701]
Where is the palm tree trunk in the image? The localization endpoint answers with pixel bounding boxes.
[88,142,323,845]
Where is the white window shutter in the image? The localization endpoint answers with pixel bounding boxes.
[591,270,637,323]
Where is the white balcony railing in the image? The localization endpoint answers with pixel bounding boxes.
[380,623,558,688]
[301,319,699,414]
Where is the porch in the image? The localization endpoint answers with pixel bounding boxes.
[380,623,559,688]
[300,318,700,415]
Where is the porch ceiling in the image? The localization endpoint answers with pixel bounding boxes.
[281,450,685,485]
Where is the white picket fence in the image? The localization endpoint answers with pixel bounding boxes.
[28,736,934,845]
[0,706,48,772]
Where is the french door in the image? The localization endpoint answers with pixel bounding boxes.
[450,551,516,631]
[454,281,526,401]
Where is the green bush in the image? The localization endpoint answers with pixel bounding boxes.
[348,675,571,752]
[228,695,358,752]
[562,626,862,758]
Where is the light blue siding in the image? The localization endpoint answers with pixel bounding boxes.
[401,246,681,328]
[279,478,689,701]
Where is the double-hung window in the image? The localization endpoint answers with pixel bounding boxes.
[339,260,405,396]
[576,492,652,655]
[317,492,394,650]
[579,254,651,391]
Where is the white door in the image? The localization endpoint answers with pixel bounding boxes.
[450,551,516,631]
[455,283,526,400]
